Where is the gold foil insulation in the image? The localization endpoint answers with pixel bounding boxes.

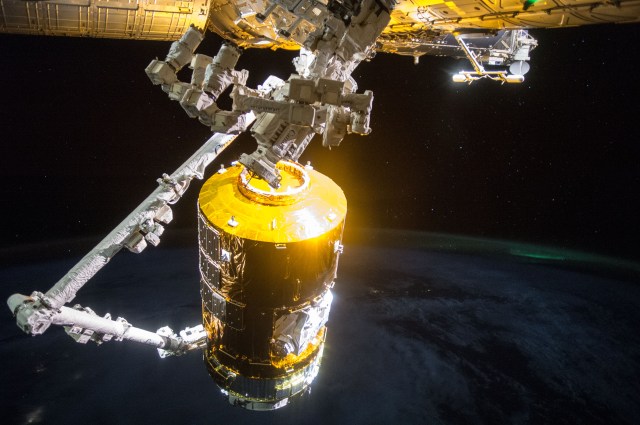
[199,161,347,243]
[197,161,346,410]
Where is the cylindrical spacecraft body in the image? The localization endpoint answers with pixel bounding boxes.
[197,161,346,410]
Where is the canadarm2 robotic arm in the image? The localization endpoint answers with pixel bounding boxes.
[146,0,394,187]
[7,133,240,356]
[7,0,395,357]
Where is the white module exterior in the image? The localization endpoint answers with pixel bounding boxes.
[0,0,210,40]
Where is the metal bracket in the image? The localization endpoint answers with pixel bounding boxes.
[452,31,535,84]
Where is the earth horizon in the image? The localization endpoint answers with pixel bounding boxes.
[1,229,639,424]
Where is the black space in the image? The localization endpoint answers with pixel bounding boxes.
[1,24,639,261]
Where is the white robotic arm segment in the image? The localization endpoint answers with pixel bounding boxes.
[8,293,205,356]
[203,43,248,99]
[7,133,240,354]
[189,54,213,86]
[145,27,206,87]
[165,26,205,72]
[145,1,394,187]
[145,60,179,86]
[147,32,257,135]
[233,0,393,183]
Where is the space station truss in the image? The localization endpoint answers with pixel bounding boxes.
[2,0,639,51]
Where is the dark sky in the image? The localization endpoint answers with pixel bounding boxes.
[1,23,639,261]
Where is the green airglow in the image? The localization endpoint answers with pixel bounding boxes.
[509,249,566,261]
[345,228,640,276]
